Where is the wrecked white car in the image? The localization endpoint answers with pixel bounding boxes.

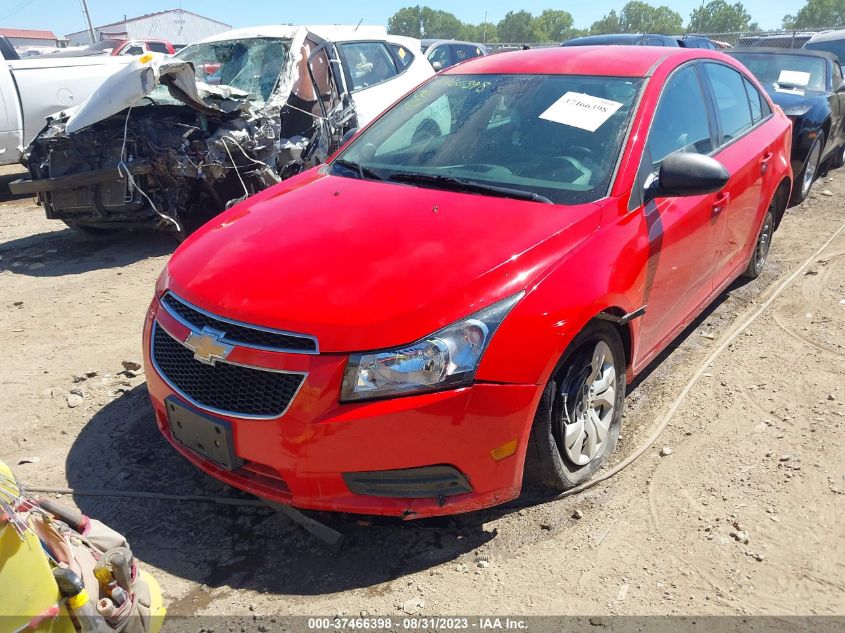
[11,25,433,236]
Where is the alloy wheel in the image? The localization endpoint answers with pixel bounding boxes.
[801,138,822,198]
[754,212,773,272]
[558,340,617,466]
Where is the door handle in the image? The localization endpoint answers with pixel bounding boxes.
[760,152,773,174]
[712,191,730,215]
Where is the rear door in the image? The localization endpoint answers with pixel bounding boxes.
[701,61,771,284]
[634,63,722,358]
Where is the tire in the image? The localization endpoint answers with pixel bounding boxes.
[743,209,774,280]
[832,139,845,169]
[524,321,626,492]
[791,132,824,204]
[61,221,122,239]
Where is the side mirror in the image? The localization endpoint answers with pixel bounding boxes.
[340,127,359,146]
[644,152,729,203]
[431,61,443,71]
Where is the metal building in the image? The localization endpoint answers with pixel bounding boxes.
[65,9,231,48]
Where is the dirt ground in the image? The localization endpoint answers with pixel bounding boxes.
[1,162,843,621]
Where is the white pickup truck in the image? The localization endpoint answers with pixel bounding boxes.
[0,35,132,166]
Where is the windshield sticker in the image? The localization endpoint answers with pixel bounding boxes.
[539,92,623,132]
[778,70,811,87]
[444,77,492,93]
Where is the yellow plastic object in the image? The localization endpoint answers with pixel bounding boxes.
[0,461,165,632]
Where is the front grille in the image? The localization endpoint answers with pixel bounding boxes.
[152,325,305,418]
[161,293,317,353]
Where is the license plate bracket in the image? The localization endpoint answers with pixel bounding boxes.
[166,397,243,471]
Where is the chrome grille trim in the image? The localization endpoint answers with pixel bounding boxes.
[151,322,307,420]
[160,292,319,355]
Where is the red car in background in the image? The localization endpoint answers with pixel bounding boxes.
[144,46,792,518]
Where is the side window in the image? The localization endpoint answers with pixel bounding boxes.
[646,38,666,47]
[832,61,842,89]
[148,42,169,54]
[647,65,714,166]
[427,44,450,69]
[742,76,765,123]
[124,45,144,56]
[339,42,398,91]
[390,44,414,71]
[453,44,482,63]
[703,63,754,143]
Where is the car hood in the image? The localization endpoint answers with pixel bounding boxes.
[65,54,252,133]
[764,85,829,114]
[165,171,602,352]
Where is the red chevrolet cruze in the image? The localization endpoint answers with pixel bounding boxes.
[144,47,792,518]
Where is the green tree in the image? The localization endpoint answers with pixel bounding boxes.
[387,6,463,39]
[536,9,576,41]
[388,6,425,38]
[620,1,684,33]
[497,10,544,42]
[592,2,683,34]
[460,22,499,43]
[783,0,845,28]
[591,9,622,34]
[688,1,758,31]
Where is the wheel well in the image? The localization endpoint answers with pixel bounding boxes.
[772,177,791,230]
[591,309,632,370]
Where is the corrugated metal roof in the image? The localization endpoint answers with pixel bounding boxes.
[66,9,231,46]
[88,8,229,31]
[0,28,57,40]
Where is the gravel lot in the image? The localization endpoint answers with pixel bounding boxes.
[1,163,843,619]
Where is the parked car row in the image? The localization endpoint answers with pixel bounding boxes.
[3,22,836,519]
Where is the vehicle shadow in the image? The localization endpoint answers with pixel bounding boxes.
[0,227,175,277]
[0,167,30,203]
[65,385,494,600]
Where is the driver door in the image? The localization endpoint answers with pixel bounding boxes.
[634,63,725,363]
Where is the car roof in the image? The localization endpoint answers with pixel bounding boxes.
[807,29,845,43]
[446,45,715,77]
[423,39,485,47]
[728,47,837,62]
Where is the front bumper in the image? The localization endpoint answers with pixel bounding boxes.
[143,297,542,518]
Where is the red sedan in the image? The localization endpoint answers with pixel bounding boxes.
[143,46,792,518]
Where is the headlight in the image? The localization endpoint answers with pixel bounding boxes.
[341,292,524,402]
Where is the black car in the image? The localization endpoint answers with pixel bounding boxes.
[728,48,845,203]
[561,33,679,47]
[421,39,487,71]
[676,34,719,50]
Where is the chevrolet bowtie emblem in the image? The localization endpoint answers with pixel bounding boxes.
[184,327,232,365]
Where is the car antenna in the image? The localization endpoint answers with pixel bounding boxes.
[354,18,363,31]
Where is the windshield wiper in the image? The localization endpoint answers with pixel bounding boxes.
[332,159,384,181]
[388,173,553,204]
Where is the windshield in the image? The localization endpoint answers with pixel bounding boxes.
[333,74,642,205]
[730,53,827,91]
[175,37,290,102]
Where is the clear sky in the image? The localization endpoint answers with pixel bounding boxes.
[2,0,799,38]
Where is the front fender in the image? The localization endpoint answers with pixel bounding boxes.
[476,198,647,387]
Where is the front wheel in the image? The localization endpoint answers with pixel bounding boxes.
[524,322,626,492]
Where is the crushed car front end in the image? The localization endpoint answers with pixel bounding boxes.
[11,28,354,236]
